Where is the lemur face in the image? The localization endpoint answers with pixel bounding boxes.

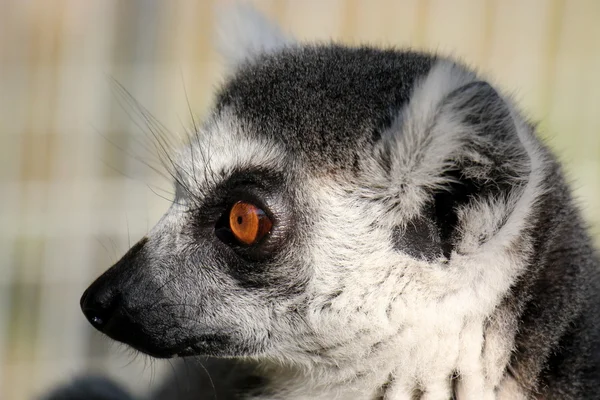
[81,45,437,359]
[80,11,542,369]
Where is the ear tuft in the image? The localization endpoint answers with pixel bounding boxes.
[214,1,295,68]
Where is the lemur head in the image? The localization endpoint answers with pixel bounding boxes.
[81,5,544,365]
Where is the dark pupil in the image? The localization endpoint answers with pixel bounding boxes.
[237,216,243,224]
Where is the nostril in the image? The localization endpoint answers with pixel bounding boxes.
[82,308,107,329]
[80,287,120,332]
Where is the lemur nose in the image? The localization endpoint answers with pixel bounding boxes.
[79,237,148,336]
[80,286,120,331]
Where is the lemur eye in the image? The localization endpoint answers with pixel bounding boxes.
[227,201,272,245]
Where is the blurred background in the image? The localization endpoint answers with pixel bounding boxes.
[1,0,599,399]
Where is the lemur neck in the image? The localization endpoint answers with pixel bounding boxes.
[262,313,519,399]
[499,158,600,396]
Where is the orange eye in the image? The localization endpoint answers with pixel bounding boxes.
[228,201,272,245]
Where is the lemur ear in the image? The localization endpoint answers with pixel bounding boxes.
[376,63,537,260]
[428,80,532,258]
[214,1,295,68]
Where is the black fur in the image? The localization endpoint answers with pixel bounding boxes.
[392,215,442,262]
[217,44,434,172]
[502,156,600,398]
[46,42,600,400]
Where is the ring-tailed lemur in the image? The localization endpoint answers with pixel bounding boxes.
[44,4,600,400]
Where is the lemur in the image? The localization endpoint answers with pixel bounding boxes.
[44,4,600,400]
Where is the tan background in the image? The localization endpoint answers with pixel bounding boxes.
[1,0,599,399]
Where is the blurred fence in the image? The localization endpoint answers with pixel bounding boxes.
[1,1,599,399]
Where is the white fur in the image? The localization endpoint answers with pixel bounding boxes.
[155,13,549,399]
[495,374,529,400]
[152,59,548,399]
[172,110,287,204]
[234,62,547,399]
[361,61,478,224]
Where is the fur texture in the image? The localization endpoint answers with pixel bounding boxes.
[47,4,600,400]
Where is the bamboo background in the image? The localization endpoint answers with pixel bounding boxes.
[1,0,599,399]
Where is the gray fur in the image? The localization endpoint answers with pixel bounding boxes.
[45,5,599,400]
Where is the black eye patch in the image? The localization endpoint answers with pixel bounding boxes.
[187,168,295,264]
